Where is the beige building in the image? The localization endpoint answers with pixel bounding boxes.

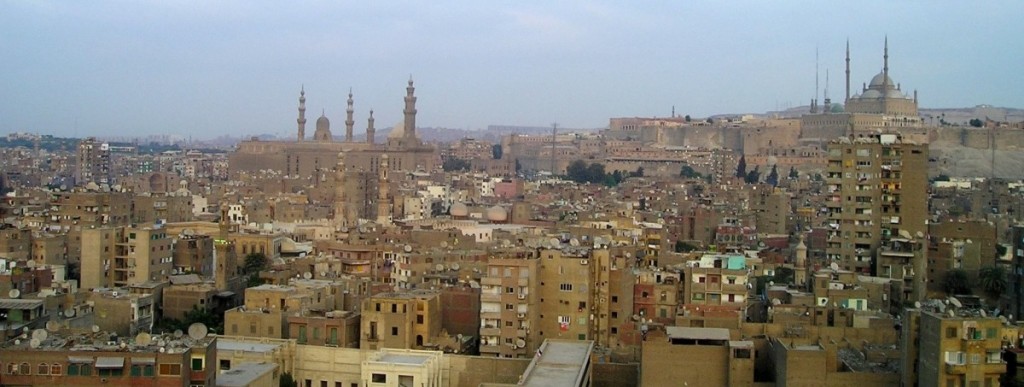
[683,254,750,315]
[80,225,173,290]
[480,256,540,358]
[824,133,928,279]
[536,248,601,342]
[640,327,754,387]
[906,307,1009,387]
[361,290,443,350]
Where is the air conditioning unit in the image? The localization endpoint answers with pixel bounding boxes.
[517,294,526,300]
[517,313,526,319]
[580,259,589,265]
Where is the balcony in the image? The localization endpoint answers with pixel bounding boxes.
[481,277,501,286]
[480,327,500,336]
[944,363,966,374]
[481,293,501,302]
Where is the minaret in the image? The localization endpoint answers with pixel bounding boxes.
[882,36,889,89]
[845,40,850,104]
[345,88,355,142]
[366,109,376,144]
[334,153,351,227]
[297,85,307,142]
[795,234,808,286]
[823,69,831,114]
[403,77,417,141]
[215,203,237,291]
[377,154,391,224]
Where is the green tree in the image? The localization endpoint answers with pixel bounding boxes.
[969,118,984,128]
[674,240,697,253]
[979,265,1008,298]
[680,165,701,179]
[244,253,269,287]
[766,164,779,186]
[442,158,471,172]
[566,160,590,182]
[745,165,761,184]
[944,269,971,295]
[280,372,298,387]
[491,144,503,159]
[735,155,747,178]
[773,267,795,285]
[684,115,692,122]
[788,166,798,179]
[586,163,606,184]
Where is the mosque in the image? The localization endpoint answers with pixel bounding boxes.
[228,79,440,226]
[800,38,923,143]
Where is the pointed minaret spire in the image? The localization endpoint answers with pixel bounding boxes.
[366,109,376,144]
[845,39,851,103]
[345,87,354,142]
[377,154,391,224]
[403,77,418,141]
[296,86,307,142]
[883,36,889,88]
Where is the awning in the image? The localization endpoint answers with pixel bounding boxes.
[95,357,125,368]
[131,357,156,365]
[68,356,93,363]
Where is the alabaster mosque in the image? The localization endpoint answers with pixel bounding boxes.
[229,79,440,226]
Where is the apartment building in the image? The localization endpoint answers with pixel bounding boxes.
[479,256,539,358]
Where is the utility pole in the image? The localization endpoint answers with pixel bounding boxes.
[550,123,558,175]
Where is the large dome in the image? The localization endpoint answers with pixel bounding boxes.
[316,114,330,130]
[860,89,883,99]
[868,72,894,88]
[485,205,508,222]
[450,202,469,217]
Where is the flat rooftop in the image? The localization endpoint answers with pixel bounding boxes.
[520,339,594,387]
[217,362,278,387]
[666,326,731,341]
[217,339,282,353]
[376,353,430,365]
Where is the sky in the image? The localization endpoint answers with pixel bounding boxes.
[1,1,1022,139]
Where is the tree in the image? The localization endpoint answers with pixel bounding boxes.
[735,155,747,178]
[566,160,590,182]
[491,144,503,159]
[680,165,701,179]
[280,372,298,387]
[684,115,692,122]
[979,266,1008,298]
[788,166,799,179]
[944,269,971,295]
[586,163,606,184]
[766,164,779,186]
[244,253,269,287]
[969,118,984,128]
[745,165,761,184]
[674,240,697,253]
[442,158,471,172]
[772,267,795,285]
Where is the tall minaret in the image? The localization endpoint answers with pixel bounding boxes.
[297,85,307,142]
[403,77,417,141]
[215,203,237,291]
[366,109,376,144]
[377,154,391,224]
[334,153,351,227]
[882,36,889,89]
[845,40,850,104]
[345,88,355,142]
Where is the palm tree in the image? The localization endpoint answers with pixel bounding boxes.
[944,269,971,295]
[978,265,1009,299]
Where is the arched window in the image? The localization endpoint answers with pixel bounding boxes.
[51,364,62,375]
[19,362,30,375]
[38,363,49,375]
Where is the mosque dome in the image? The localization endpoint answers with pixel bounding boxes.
[485,205,508,222]
[316,114,331,130]
[450,202,469,217]
[869,72,894,88]
[885,89,907,99]
[860,89,883,99]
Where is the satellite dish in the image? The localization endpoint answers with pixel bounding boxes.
[435,264,445,272]
[625,252,632,258]
[570,238,580,247]
[516,339,526,348]
[949,297,963,308]
[303,272,312,280]
[981,310,988,318]
[549,238,560,247]
[188,323,208,340]
[135,332,152,346]
[914,301,922,309]
[27,260,36,268]
[320,272,327,277]
[173,329,184,338]
[29,338,41,348]
[947,310,956,318]
[468,281,480,289]
[64,308,76,318]
[8,289,20,298]
[92,325,101,333]
[830,262,840,271]
[46,321,61,332]
[772,298,782,306]
[440,241,448,248]
[451,263,460,271]
[404,245,413,253]
[32,329,48,341]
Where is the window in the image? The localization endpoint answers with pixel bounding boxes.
[131,365,142,376]
[159,363,181,376]
[98,368,123,377]
[68,364,79,376]
[391,304,397,313]
[611,296,618,303]
[559,283,573,292]
[611,327,618,334]
[987,328,998,339]
[144,365,154,376]
[191,358,204,371]
[375,303,381,312]
[50,364,62,375]
[417,315,424,324]
[391,327,398,336]
[611,312,618,319]
[38,363,49,375]
[19,363,30,375]
[945,327,957,338]
[558,316,571,325]
[506,304,514,310]
[372,373,387,383]
[988,351,1002,364]
[734,348,752,358]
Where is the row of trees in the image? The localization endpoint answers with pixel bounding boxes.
[944,266,1008,299]
[565,160,642,186]
[734,156,798,186]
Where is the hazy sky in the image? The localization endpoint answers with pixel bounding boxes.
[1,1,1022,139]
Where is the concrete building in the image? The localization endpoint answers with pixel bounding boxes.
[76,137,111,185]
[683,254,750,316]
[824,133,928,277]
[361,290,443,351]
[480,256,540,358]
[640,327,754,386]
[360,348,443,387]
[517,339,594,387]
[537,248,600,342]
[904,306,1008,387]
[80,225,173,290]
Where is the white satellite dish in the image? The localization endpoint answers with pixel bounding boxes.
[947,310,956,318]
[570,238,580,247]
[549,238,560,247]
[516,339,526,348]
[468,281,480,289]
[32,329,47,341]
[435,264,445,272]
[27,260,36,268]
[451,263,460,271]
[64,308,76,318]
[320,272,327,278]
[404,245,412,253]
[772,298,782,306]
[949,297,963,308]
[440,241,448,248]
[135,332,152,346]
[29,338,41,348]
[8,289,20,298]
[173,329,184,338]
[830,262,840,271]
[46,321,61,332]
[625,252,632,258]
[303,272,312,280]
[981,310,988,318]
[91,325,100,333]
[188,323,208,340]
[914,301,922,309]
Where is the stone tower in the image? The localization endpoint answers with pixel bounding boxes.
[345,88,355,142]
[377,154,391,224]
[215,203,238,292]
[334,153,353,227]
[795,233,808,286]
[366,110,376,144]
[297,86,306,142]
[403,77,417,141]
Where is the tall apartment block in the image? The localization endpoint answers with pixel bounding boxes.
[76,137,111,185]
[81,225,173,289]
[824,133,928,276]
[479,255,539,358]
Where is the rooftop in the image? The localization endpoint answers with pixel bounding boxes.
[665,326,731,342]
[520,340,594,387]
[217,362,278,387]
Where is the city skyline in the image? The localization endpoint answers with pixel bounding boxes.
[1,1,1022,138]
